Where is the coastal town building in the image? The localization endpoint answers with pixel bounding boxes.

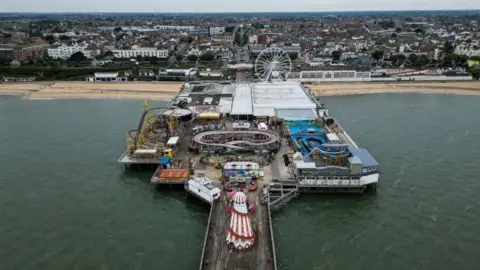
[212,35,234,43]
[455,45,480,57]
[0,43,50,61]
[47,43,97,59]
[85,72,128,82]
[15,43,50,61]
[157,68,197,81]
[112,47,169,59]
[154,25,196,31]
[209,26,226,36]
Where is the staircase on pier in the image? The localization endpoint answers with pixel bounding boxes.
[265,181,299,212]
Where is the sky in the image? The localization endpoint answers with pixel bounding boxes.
[2,0,480,13]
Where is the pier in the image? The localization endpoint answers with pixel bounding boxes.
[117,79,380,269]
[199,189,276,270]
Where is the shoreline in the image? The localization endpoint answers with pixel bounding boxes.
[1,81,480,100]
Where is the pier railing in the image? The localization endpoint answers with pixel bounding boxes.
[267,192,278,270]
[198,201,216,270]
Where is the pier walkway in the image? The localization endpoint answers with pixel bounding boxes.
[199,190,276,270]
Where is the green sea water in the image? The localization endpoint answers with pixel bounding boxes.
[0,93,479,270]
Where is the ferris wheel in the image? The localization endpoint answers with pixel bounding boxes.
[254,47,292,81]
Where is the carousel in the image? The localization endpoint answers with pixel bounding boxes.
[225,192,255,250]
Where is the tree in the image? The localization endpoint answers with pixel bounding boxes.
[372,50,384,61]
[331,50,342,61]
[408,54,419,66]
[444,53,458,66]
[379,21,395,29]
[391,33,397,38]
[44,35,56,44]
[414,28,424,34]
[68,51,87,62]
[471,66,480,80]
[288,53,298,60]
[458,54,469,64]
[200,51,215,61]
[176,54,184,61]
[470,56,480,61]
[418,55,429,67]
[389,55,398,64]
[149,57,159,65]
[187,54,198,62]
[114,27,122,32]
[234,32,243,46]
[252,23,264,29]
[395,28,402,33]
[187,36,194,43]
[444,41,455,54]
[0,57,12,65]
[243,32,249,45]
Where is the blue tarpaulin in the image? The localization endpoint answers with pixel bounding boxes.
[159,156,171,165]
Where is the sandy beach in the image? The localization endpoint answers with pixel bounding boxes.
[1,81,480,100]
[309,82,480,96]
[0,81,184,100]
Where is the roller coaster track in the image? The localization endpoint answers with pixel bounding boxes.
[192,130,280,150]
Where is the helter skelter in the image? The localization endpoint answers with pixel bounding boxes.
[225,192,255,250]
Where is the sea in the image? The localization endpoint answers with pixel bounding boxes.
[0,93,479,270]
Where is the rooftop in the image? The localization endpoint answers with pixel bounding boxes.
[231,84,253,115]
[251,82,316,110]
[348,148,379,168]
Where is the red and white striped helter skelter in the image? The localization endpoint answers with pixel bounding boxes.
[226,192,255,250]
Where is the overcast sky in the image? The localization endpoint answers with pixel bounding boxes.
[2,0,480,13]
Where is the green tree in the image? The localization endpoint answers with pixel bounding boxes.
[288,52,298,60]
[418,55,429,67]
[187,54,198,62]
[187,36,194,43]
[458,54,469,64]
[408,54,418,66]
[414,28,424,34]
[389,55,398,64]
[444,41,455,54]
[444,53,458,66]
[470,56,480,61]
[176,54,184,61]
[234,32,243,45]
[372,50,384,61]
[200,51,215,61]
[149,57,159,65]
[0,57,12,65]
[68,51,87,62]
[331,50,342,61]
[114,27,122,32]
[470,66,480,80]
[44,35,56,44]
[243,33,249,45]
[252,23,264,29]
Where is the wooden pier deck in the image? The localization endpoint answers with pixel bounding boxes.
[199,190,276,270]
[117,151,160,166]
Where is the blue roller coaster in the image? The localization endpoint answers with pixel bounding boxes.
[292,134,350,157]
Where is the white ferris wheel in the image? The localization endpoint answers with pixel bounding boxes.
[254,47,292,81]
